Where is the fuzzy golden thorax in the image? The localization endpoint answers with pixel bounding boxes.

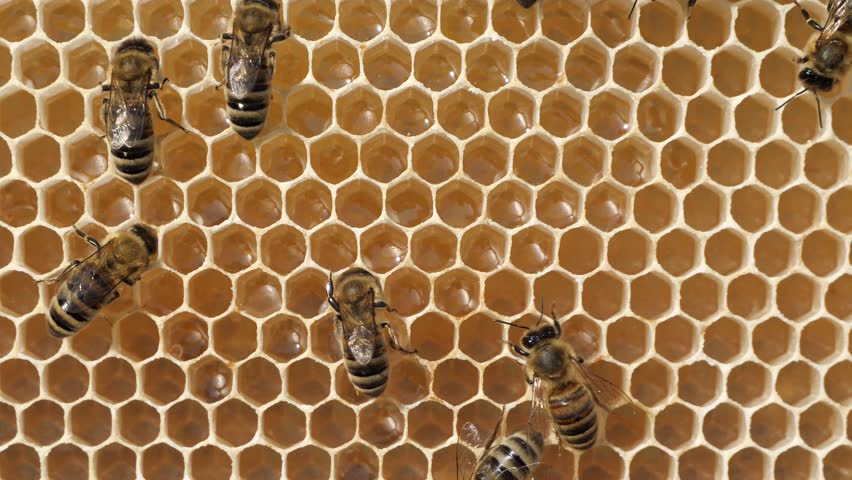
[112,50,157,82]
[235,2,278,35]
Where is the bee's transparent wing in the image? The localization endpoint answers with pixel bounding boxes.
[572,359,634,413]
[340,289,377,365]
[227,27,271,99]
[107,73,151,149]
[347,324,375,365]
[822,0,852,42]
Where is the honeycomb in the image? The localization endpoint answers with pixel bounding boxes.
[0,0,850,478]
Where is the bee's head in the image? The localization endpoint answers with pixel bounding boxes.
[129,224,158,256]
[238,0,277,33]
[816,39,848,71]
[799,68,835,92]
[522,324,559,350]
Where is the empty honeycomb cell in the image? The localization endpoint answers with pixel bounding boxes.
[141,444,184,480]
[753,229,794,277]
[736,0,780,52]
[236,270,282,318]
[631,272,674,319]
[531,271,575,322]
[776,361,818,407]
[635,184,677,234]
[161,225,206,276]
[88,178,133,226]
[807,143,846,191]
[189,269,233,317]
[232,181,281,229]
[44,355,87,402]
[630,446,674,480]
[660,137,700,190]
[706,141,748,188]
[411,225,457,273]
[159,132,207,183]
[67,315,111,361]
[337,0,385,41]
[492,0,538,43]
[631,358,673,407]
[679,446,722,480]
[466,40,514,93]
[257,136,304,183]
[94,444,134,480]
[754,145,798,193]
[0,444,39,480]
[436,89,485,140]
[662,46,704,96]
[413,42,461,93]
[188,178,234,227]
[801,318,841,363]
[260,315,306,363]
[386,88,435,136]
[644,1,689,46]
[289,447,333,480]
[612,137,655,187]
[538,91,585,140]
[211,135,256,182]
[606,229,649,275]
[40,87,84,137]
[286,180,332,230]
[309,400,356,448]
[565,38,609,92]
[333,444,379,480]
[637,90,680,142]
[337,89,384,136]
[578,446,624,480]
[827,187,852,233]
[281,86,333,138]
[482,357,525,403]
[382,444,428,480]
[115,312,159,362]
[563,136,606,187]
[360,133,408,185]
[727,448,770,480]
[311,40,359,90]
[607,316,650,364]
[799,402,843,448]
[824,361,852,404]
[22,399,64,445]
[683,184,723,231]
[735,94,777,142]
[20,225,63,274]
[775,446,817,480]
[160,38,208,89]
[358,399,405,447]
[463,135,511,187]
[708,47,753,98]
[17,40,61,89]
[825,447,852,480]
[510,138,556,188]
[433,268,480,317]
[235,358,280,407]
[687,0,732,48]
[0,228,9,269]
[360,223,408,273]
[187,0,230,39]
[705,229,746,275]
[461,225,507,272]
[585,182,628,232]
[0,270,38,315]
[214,399,258,447]
[311,224,359,270]
[309,133,359,184]
[210,313,256,362]
[21,314,60,359]
[262,401,306,448]
[488,88,535,139]
[510,226,554,273]
[386,179,433,227]
[685,93,728,144]
[0,45,8,88]
[514,40,560,91]
[186,85,230,136]
[484,269,529,316]
[782,96,820,144]
[364,42,413,92]
[69,400,111,445]
[92,357,135,403]
[439,1,486,42]
[612,44,656,93]
[752,317,794,365]
[487,181,533,228]
[384,268,430,316]
[536,181,581,229]
[590,0,630,47]
[387,0,436,43]
[47,443,88,480]
[138,0,183,38]
[727,273,770,320]
[118,400,160,446]
[678,361,721,406]
[284,268,327,318]
[777,273,818,320]
[189,356,232,403]
[0,89,36,138]
[411,135,458,184]
[0,402,14,444]
[166,399,209,447]
[142,358,185,405]
[728,361,771,406]
[382,355,428,405]
[704,317,746,363]
[459,313,502,362]
[408,400,453,448]
[582,271,625,320]
[139,179,183,227]
[589,90,633,140]
[287,358,331,405]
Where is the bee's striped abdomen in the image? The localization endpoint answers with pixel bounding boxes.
[226,67,271,140]
[343,339,389,397]
[549,382,598,450]
[111,116,154,184]
[47,265,110,338]
[474,431,544,480]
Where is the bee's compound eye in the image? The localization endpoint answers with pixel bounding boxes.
[577,357,584,364]
[522,335,537,349]
[543,327,556,338]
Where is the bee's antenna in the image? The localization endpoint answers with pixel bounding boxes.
[494,319,529,330]
[535,297,545,326]
[815,92,823,129]
[628,0,639,19]
[775,87,809,111]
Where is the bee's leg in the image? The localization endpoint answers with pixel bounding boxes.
[512,344,530,358]
[74,225,101,250]
[326,272,341,313]
[101,84,111,92]
[151,91,188,133]
[333,315,344,342]
[38,260,81,284]
[793,0,824,31]
[122,277,136,286]
[221,32,233,41]
[270,25,291,43]
[106,290,120,304]
[372,300,398,314]
[267,50,276,77]
[217,46,230,91]
[380,322,417,354]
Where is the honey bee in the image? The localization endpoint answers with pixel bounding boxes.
[326,268,417,397]
[460,411,544,480]
[628,0,698,19]
[102,38,186,184]
[40,224,157,338]
[220,0,291,140]
[498,306,633,450]
[777,0,852,127]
